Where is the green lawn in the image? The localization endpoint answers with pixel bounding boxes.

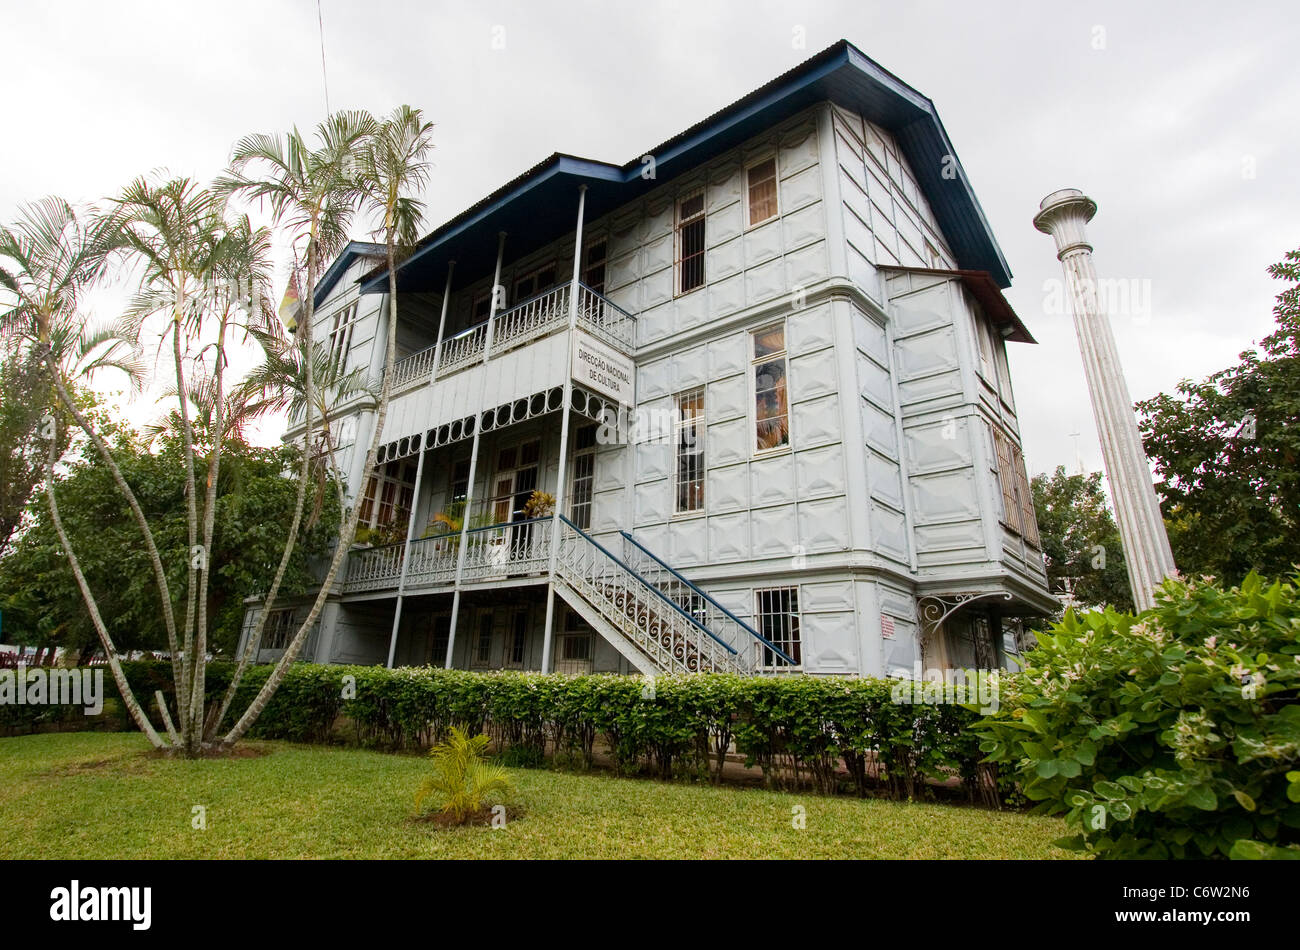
[0,733,1073,859]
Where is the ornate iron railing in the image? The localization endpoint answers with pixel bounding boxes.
[619,531,798,672]
[386,282,637,390]
[492,284,571,353]
[576,283,636,350]
[555,516,743,674]
[460,517,551,581]
[389,343,439,391]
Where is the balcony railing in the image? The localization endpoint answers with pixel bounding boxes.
[386,282,635,393]
[342,510,553,594]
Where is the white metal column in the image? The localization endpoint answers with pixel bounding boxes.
[385,432,426,667]
[541,185,587,674]
[446,233,506,668]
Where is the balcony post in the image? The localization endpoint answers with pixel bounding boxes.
[541,185,587,674]
[428,260,455,385]
[447,232,507,666]
[384,433,427,668]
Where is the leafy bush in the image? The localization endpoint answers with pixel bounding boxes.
[978,571,1300,859]
[18,662,1001,804]
[414,725,511,823]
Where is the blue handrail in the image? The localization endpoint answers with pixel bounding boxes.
[558,515,736,656]
[619,530,797,667]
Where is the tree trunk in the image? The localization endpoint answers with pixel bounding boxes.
[223,230,398,747]
[43,431,165,748]
[44,356,185,697]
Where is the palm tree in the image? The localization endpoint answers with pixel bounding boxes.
[221,107,434,747]
[0,197,164,746]
[212,111,377,742]
[112,174,233,750]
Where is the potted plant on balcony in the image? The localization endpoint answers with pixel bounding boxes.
[522,490,555,520]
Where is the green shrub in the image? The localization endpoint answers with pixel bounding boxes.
[13,660,1003,804]
[977,571,1300,859]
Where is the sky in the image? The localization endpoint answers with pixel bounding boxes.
[3,0,1297,476]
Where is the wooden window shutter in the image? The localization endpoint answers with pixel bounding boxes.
[992,427,1022,533]
[1013,446,1040,547]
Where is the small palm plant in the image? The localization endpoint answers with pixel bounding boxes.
[414,726,512,824]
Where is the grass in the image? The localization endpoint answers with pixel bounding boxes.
[0,733,1074,859]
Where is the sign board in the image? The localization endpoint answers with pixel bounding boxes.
[572,329,635,404]
[880,614,895,640]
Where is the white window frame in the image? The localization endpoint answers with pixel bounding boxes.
[568,424,597,530]
[750,322,792,456]
[754,587,801,669]
[358,458,416,534]
[674,189,707,296]
[673,387,706,514]
[744,154,780,229]
[326,301,359,375]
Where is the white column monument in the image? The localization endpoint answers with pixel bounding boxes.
[1033,189,1176,611]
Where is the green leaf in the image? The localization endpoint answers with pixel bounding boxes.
[1094,780,1125,800]
[1232,789,1257,812]
[1185,783,1218,811]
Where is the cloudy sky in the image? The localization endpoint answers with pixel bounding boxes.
[4,0,1296,476]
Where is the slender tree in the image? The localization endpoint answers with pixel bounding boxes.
[221,106,434,747]
[212,111,377,740]
[0,197,161,741]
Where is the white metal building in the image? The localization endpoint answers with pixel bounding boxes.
[237,40,1056,678]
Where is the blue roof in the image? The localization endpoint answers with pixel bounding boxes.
[315,241,385,307]
[358,39,1012,296]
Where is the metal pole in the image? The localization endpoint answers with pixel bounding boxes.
[447,232,507,667]
[541,186,586,674]
[385,432,426,667]
[429,261,456,385]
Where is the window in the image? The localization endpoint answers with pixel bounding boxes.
[472,290,494,321]
[429,615,451,667]
[991,426,1040,547]
[569,424,597,529]
[473,614,493,668]
[972,301,995,381]
[326,302,359,374]
[676,191,706,294]
[755,588,800,668]
[505,611,528,668]
[449,458,470,505]
[675,388,705,512]
[993,334,1016,411]
[746,156,779,226]
[263,608,296,650]
[490,439,541,525]
[357,459,416,533]
[583,238,607,294]
[752,325,790,451]
[513,263,556,302]
[1012,444,1040,547]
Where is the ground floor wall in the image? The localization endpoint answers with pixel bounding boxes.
[237,569,1031,677]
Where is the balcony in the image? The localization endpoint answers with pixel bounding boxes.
[343,511,554,595]
[388,282,635,394]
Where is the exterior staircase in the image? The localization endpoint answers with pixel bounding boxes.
[552,516,797,675]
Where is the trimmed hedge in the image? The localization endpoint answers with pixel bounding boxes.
[2,662,1001,803]
[336,667,1000,800]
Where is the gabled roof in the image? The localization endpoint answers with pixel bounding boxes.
[315,241,385,308]
[357,38,1012,297]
